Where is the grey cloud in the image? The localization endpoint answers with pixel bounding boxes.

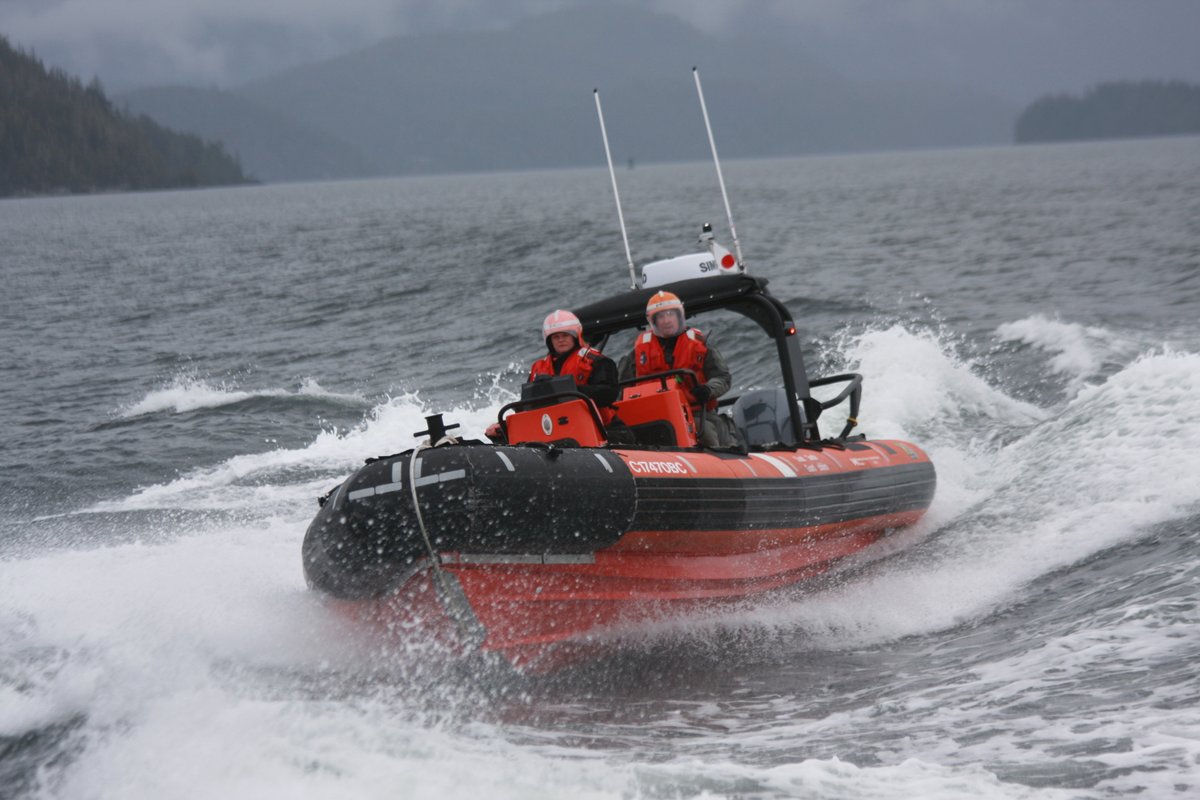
[2,0,1198,99]
[1,0,456,87]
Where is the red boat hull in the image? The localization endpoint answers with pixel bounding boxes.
[316,441,935,671]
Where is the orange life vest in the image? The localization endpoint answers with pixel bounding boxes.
[632,328,715,410]
[529,347,616,424]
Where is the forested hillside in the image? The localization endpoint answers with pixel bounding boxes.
[0,36,251,197]
[1015,81,1200,143]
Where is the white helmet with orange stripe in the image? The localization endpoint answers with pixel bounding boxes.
[645,290,685,337]
[542,309,583,350]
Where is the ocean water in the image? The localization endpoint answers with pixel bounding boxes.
[2,135,1199,799]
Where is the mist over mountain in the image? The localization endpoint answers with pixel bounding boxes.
[121,6,1017,181]
[118,86,374,182]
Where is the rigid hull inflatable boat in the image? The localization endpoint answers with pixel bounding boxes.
[302,274,937,671]
[302,72,935,671]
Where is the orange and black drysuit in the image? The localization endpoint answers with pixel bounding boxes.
[529,346,620,424]
[618,327,731,410]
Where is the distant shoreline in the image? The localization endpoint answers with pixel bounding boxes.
[1015,80,1200,144]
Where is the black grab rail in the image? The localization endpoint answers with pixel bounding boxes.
[807,372,863,440]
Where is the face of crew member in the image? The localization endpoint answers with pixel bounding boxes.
[550,332,576,354]
[652,310,682,337]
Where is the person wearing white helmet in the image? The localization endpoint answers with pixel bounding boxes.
[527,309,619,415]
[618,290,732,447]
[486,310,621,440]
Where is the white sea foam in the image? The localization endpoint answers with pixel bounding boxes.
[620,339,1200,710]
[8,521,1053,800]
[2,513,1078,800]
[996,314,1110,377]
[644,756,1079,799]
[120,375,367,418]
[814,324,1044,542]
[993,314,1149,398]
[625,345,1200,797]
[741,346,1199,640]
[836,324,1047,437]
[0,517,367,743]
[92,392,505,514]
[40,695,1076,800]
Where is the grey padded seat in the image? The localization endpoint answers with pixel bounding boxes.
[730,388,792,447]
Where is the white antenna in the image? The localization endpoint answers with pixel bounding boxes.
[594,89,638,289]
[692,67,744,267]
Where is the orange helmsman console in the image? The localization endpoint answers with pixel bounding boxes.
[613,379,698,447]
[505,398,608,447]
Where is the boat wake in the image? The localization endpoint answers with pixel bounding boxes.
[4,316,1199,798]
[497,319,1200,659]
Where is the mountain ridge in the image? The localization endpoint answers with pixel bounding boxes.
[120,6,1016,182]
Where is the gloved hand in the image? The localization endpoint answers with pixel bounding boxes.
[692,383,712,404]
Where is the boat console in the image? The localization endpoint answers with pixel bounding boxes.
[498,370,703,449]
[499,376,609,447]
[613,373,699,447]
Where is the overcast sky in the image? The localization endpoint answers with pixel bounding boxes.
[3,0,1199,102]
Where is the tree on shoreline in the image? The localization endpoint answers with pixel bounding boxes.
[1015,80,1200,144]
[0,35,253,197]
